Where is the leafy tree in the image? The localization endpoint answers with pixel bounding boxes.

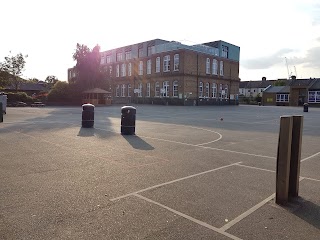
[0,70,10,88]
[0,52,28,90]
[45,75,58,85]
[28,78,40,83]
[47,81,70,102]
[274,80,287,86]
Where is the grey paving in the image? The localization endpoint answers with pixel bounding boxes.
[0,105,319,239]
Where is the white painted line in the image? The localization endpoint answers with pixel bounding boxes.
[134,193,242,240]
[110,162,242,201]
[301,151,320,162]
[195,132,223,146]
[303,177,320,182]
[236,163,276,173]
[220,193,275,232]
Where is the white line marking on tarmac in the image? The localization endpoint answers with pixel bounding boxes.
[301,151,320,162]
[195,132,223,146]
[236,163,276,173]
[219,193,276,232]
[134,193,242,240]
[110,162,242,201]
[303,177,320,182]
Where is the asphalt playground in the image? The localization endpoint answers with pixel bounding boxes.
[0,104,319,240]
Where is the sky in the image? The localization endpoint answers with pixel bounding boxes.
[1,0,320,82]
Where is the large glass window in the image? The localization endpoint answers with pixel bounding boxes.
[205,82,210,97]
[138,48,143,58]
[163,55,170,72]
[116,52,123,62]
[199,82,203,98]
[220,61,224,76]
[116,64,119,77]
[224,84,229,99]
[173,80,178,97]
[212,59,218,75]
[276,94,289,102]
[116,85,120,97]
[128,84,131,97]
[212,83,217,98]
[128,63,132,76]
[138,83,142,97]
[121,63,126,77]
[121,84,126,97]
[308,91,320,103]
[222,45,229,58]
[156,57,160,73]
[206,58,210,74]
[147,59,151,74]
[162,81,169,97]
[139,61,143,75]
[155,82,160,97]
[106,55,111,63]
[125,51,132,60]
[147,46,155,56]
[174,54,179,71]
[146,83,150,97]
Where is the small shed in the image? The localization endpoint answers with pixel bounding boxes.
[82,88,112,106]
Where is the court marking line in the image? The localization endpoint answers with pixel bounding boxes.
[301,151,320,162]
[219,193,275,232]
[303,177,320,182]
[133,193,242,240]
[110,162,242,201]
[95,127,276,160]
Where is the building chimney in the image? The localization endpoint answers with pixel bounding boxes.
[262,77,266,81]
[291,75,296,80]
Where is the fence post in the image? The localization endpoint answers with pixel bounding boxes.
[289,115,303,198]
[276,116,293,205]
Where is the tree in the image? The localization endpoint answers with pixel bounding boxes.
[72,43,103,91]
[47,81,70,102]
[0,52,28,90]
[45,75,58,86]
[0,70,10,88]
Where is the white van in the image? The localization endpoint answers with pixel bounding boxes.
[0,93,7,114]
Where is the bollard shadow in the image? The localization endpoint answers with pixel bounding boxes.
[122,134,154,150]
[77,127,111,138]
[285,196,320,229]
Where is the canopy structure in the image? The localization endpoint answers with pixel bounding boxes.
[82,88,112,106]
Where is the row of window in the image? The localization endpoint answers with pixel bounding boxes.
[206,58,224,75]
[308,91,320,103]
[115,82,229,99]
[276,94,289,102]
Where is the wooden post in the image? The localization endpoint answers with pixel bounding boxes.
[289,115,303,198]
[276,116,293,205]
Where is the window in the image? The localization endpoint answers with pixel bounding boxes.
[147,59,151,74]
[139,61,143,75]
[116,85,120,97]
[212,59,218,75]
[138,83,142,97]
[156,57,160,73]
[276,94,289,102]
[128,63,132,76]
[212,83,217,98]
[106,55,111,63]
[138,48,143,58]
[205,83,210,97]
[125,51,132,60]
[206,58,210,74]
[121,84,126,97]
[219,84,223,99]
[128,84,131,97]
[224,85,229,99]
[173,80,178,97]
[162,81,169,97]
[163,55,170,72]
[116,64,119,77]
[100,56,105,64]
[155,82,160,97]
[199,82,203,98]
[121,64,126,77]
[308,91,320,103]
[222,45,229,58]
[146,83,150,97]
[220,61,224,76]
[116,52,123,62]
[174,54,179,71]
[147,46,155,56]
[109,66,112,76]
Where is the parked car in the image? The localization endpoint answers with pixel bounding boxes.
[31,102,45,107]
[7,101,28,107]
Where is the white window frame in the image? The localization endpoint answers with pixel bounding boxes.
[212,83,217,98]
[116,52,123,62]
[121,63,126,77]
[116,64,119,77]
[163,55,170,72]
[206,58,210,74]
[308,91,320,103]
[128,63,132,76]
[212,59,218,75]
[224,84,229,99]
[199,82,203,98]
[139,61,143,75]
[138,83,142,97]
[205,82,210,97]
[125,51,132,60]
[156,57,160,73]
[220,61,224,76]
[121,84,126,97]
[146,83,150,97]
[128,84,131,97]
[106,55,111,63]
[173,80,178,97]
[219,84,223,99]
[276,94,290,102]
[147,59,151,74]
[174,54,179,71]
[162,81,169,97]
[155,82,160,97]
[116,85,120,97]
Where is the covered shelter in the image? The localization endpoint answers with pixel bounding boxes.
[82,88,112,106]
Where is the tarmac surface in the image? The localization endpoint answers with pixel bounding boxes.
[0,104,319,240]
